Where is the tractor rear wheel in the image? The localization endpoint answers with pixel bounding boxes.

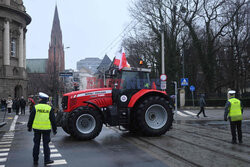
[68,106,103,140]
[136,96,173,136]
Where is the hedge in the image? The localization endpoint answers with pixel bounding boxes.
[185,98,250,107]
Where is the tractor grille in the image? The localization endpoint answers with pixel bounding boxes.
[62,96,68,110]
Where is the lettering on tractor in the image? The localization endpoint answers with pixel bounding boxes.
[57,67,174,140]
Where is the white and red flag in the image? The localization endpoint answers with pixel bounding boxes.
[114,48,130,70]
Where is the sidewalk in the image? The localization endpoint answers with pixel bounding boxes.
[175,107,250,121]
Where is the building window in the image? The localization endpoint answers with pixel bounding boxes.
[11,38,17,57]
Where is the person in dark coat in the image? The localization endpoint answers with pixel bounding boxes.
[27,92,57,165]
[1,98,7,112]
[20,96,26,115]
[28,97,35,113]
[197,94,207,118]
[15,98,20,115]
[12,98,18,115]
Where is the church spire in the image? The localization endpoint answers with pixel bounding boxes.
[51,5,62,46]
[48,5,65,73]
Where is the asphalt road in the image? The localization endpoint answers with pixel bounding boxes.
[0,108,249,167]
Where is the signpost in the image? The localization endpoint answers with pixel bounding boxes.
[190,85,195,107]
[160,74,167,90]
[59,72,73,77]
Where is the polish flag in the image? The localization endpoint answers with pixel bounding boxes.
[114,48,129,70]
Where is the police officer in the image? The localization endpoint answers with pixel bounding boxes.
[27,92,57,165]
[224,90,243,144]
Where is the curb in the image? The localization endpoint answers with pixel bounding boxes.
[0,122,7,128]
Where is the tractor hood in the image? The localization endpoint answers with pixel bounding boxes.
[64,88,112,98]
[62,88,113,112]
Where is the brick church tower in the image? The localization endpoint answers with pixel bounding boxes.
[48,5,65,74]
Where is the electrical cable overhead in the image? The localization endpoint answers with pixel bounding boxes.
[98,18,140,57]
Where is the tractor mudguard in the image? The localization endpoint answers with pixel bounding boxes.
[128,89,168,108]
[83,101,106,124]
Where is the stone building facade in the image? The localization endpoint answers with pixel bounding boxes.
[0,0,31,99]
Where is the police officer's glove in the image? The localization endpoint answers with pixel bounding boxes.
[224,117,227,121]
[28,128,32,132]
[53,131,57,135]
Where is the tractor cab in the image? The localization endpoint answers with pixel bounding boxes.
[110,67,152,107]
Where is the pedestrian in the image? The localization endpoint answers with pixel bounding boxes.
[224,90,243,144]
[197,94,207,118]
[12,98,18,115]
[27,92,57,165]
[20,96,26,115]
[1,98,6,112]
[16,98,20,115]
[28,97,36,113]
[6,96,13,113]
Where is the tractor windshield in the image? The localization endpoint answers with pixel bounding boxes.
[121,71,150,90]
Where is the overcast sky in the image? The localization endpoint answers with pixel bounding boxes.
[24,0,132,70]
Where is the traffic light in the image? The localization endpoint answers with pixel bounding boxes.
[139,60,143,65]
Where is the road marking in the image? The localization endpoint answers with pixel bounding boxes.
[0,145,10,148]
[0,142,11,145]
[0,115,18,167]
[47,159,67,166]
[9,115,18,131]
[3,135,14,137]
[177,111,189,117]
[41,149,58,153]
[40,143,67,166]
[183,110,197,116]
[50,153,62,158]
[0,153,8,157]
[40,145,55,149]
[0,149,9,152]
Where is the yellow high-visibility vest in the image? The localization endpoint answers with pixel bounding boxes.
[228,98,242,121]
[32,104,52,130]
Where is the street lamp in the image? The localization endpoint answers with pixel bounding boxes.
[159,24,165,75]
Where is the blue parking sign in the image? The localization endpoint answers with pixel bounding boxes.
[181,78,188,86]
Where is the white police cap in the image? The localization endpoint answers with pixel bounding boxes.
[39,92,49,99]
[228,90,236,94]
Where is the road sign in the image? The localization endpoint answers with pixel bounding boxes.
[181,78,188,86]
[160,74,167,81]
[190,85,195,92]
[161,81,166,90]
[59,72,73,77]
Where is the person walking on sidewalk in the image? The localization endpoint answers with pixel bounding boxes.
[224,90,243,144]
[27,92,57,165]
[1,98,7,112]
[16,97,20,115]
[6,96,13,113]
[20,96,26,115]
[197,94,207,118]
[12,98,18,115]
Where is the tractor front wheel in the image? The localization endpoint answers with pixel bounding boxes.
[68,106,103,140]
[61,113,70,134]
[136,96,173,136]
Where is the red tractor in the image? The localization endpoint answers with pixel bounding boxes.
[59,67,173,140]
